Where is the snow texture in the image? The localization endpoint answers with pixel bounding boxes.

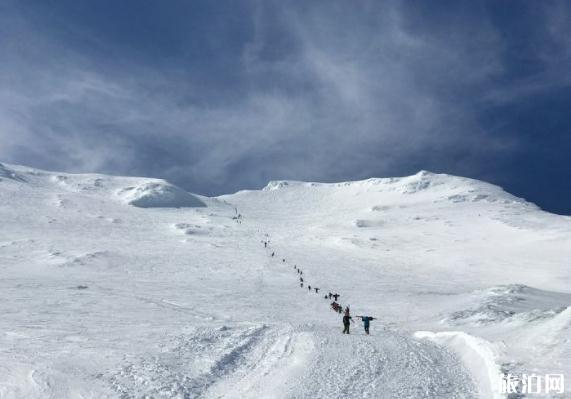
[1,162,570,398]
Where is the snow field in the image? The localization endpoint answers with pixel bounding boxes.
[1,162,570,398]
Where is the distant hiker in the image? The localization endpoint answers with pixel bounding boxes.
[294,265,297,270]
[264,241,267,248]
[300,277,304,283]
[328,292,332,300]
[356,316,376,335]
[331,302,340,312]
[324,295,328,299]
[314,287,320,294]
[308,286,312,291]
[342,312,354,334]
[300,282,303,288]
[271,252,275,257]
[300,271,303,275]
[338,306,343,314]
[283,259,286,263]
[332,293,340,301]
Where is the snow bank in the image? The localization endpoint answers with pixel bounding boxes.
[262,180,315,191]
[399,171,442,194]
[414,331,504,399]
[353,219,384,228]
[263,181,293,191]
[117,181,206,208]
[173,223,210,235]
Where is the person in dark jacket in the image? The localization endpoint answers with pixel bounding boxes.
[332,293,340,301]
[342,311,353,334]
[356,316,376,335]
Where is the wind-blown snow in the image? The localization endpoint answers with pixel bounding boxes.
[1,163,570,398]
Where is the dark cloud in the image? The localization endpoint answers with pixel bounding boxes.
[0,0,570,213]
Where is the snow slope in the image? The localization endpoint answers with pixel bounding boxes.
[0,162,570,398]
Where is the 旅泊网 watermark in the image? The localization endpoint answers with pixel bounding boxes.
[497,373,565,395]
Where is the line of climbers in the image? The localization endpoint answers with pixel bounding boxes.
[261,237,376,335]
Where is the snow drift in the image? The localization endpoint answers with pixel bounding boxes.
[414,331,503,399]
[117,181,206,208]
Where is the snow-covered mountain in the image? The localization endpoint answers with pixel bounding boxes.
[0,162,569,398]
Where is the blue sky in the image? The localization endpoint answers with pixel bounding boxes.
[1,0,570,214]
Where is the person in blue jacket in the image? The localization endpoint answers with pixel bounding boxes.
[356,316,376,335]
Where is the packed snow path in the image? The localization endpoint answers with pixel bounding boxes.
[204,325,477,399]
[84,324,477,399]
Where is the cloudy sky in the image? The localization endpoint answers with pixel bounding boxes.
[1,0,570,213]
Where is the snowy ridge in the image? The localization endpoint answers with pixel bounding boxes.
[261,170,534,209]
[0,162,209,209]
[446,284,571,325]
